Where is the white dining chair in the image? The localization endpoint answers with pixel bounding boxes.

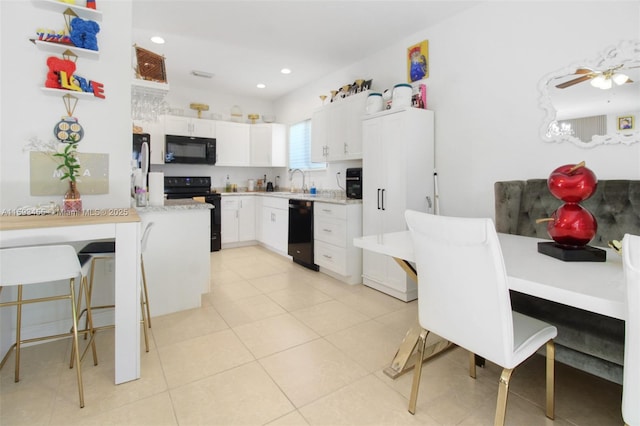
[622,233,640,426]
[0,245,91,408]
[404,210,557,426]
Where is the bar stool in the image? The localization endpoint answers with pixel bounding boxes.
[76,222,154,354]
[0,244,91,408]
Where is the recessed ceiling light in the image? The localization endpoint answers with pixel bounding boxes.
[257,83,266,89]
[192,70,213,78]
[150,36,165,44]
[280,68,291,75]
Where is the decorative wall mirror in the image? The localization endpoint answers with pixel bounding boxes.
[538,40,640,147]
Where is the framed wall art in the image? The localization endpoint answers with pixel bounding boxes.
[617,115,634,131]
[407,40,428,82]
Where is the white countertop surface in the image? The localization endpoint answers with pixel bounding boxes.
[220,191,362,205]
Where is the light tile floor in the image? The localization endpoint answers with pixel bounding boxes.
[0,245,624,425]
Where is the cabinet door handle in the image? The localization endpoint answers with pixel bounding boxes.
[323,254,333,260]
[322,209,331,213]
[344,143,348,154]
[323,228,332,233]
[381,189,386,211]
[377,189,381,210]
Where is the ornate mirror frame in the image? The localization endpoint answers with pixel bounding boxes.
[538,40,640,148]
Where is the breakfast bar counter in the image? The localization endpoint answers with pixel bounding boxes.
[0,208,142,385]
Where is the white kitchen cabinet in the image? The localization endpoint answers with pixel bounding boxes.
[259,196,288,255]
[311,91,368,162]
[133,119,165,164]
[362,107,434,301]
[314,202,362,284]
[250,123,287,167]
[221,195,256,245]
[216,121,251,166]
[164,115,215,138]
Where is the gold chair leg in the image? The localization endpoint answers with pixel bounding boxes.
[14,285,23,382]
[494,368,514,426]
[69,278,85,408]
[408,329,429,415]
[546,340,555,420]
[140,288,149,352]
[469,351,476,379]
[141,258,151,328]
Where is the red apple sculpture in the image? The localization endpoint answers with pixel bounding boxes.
[547,161,597,203]
[538,161,598,247]
[546,203,597,246]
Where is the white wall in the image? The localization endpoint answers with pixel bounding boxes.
[274,1,640,218]
[0,0,133,210]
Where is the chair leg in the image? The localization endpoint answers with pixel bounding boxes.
[469,351,476,379]
[408,328,429,415]
[69,278,85,408]
[494,368,514,426]
[546,340,555,420]
[14,285,24,382]
[140,288,149,352]
[141,258,151,328]
[70,276,98,368]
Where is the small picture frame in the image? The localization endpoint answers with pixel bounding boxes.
[617,115,634,131]
[407,40,429,82]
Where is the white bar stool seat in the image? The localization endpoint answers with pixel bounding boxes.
[0,244,89,408]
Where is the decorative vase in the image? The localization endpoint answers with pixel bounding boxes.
[63,180,82,213]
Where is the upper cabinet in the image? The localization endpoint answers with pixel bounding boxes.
[250,123,286,167]
[311,91,368,162]
[164,116,215,138]
[156,116,287,167]
[215,121,251,166]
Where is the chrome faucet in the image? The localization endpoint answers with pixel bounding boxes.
[289,168,307,193]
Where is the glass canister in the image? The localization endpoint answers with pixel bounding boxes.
[392,83,413,109]
[365,92,383,114]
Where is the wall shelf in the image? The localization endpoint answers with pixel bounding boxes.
[32,0,102,21]
[31,39,99,59]
[41,87,101,100]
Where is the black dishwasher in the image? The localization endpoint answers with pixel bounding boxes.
[288,199,319,271]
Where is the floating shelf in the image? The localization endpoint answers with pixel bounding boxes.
[132,78,170,95]
[31,39,99,59]
[41,87,101,100]
[32,0,102,21]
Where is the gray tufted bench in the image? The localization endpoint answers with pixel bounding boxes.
[494,179,640,384]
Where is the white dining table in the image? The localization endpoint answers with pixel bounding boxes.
[354,231,625,377]
[0,209,141,384]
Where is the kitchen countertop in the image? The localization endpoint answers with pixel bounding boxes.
[219,191,362,205]
[135,199,213,213]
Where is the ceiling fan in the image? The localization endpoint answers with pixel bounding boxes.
[555,64,635,89]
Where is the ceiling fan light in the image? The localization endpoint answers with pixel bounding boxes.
[590,75,606,88]
[612,73,629,85]
[600,78,613,90]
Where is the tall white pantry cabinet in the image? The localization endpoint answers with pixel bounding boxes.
[361,107,435,301]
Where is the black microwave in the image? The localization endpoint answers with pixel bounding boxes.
[165,135,216,165]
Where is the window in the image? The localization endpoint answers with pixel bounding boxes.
[289,119,324,170]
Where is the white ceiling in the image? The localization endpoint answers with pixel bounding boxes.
[131,0,481,101]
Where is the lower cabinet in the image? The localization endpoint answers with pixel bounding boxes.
[221,195,255,245]
[314,202,362,284]
[259,196,288,255]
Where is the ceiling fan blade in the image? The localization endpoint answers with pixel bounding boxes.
[574,68,593,74]
[556,74,593,89]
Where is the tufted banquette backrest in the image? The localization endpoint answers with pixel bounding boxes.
[494,179,640,248]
